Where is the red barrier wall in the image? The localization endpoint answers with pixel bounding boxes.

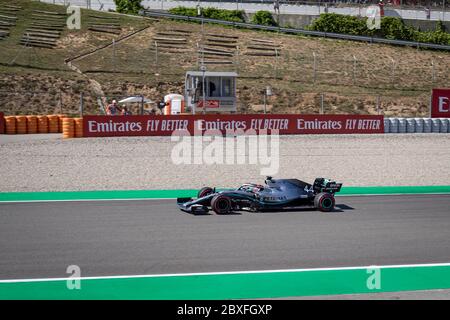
[0,112,4,134]
[431,89,450,118]
[83,114,384,137]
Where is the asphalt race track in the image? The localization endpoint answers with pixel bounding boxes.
[0,194,449,280]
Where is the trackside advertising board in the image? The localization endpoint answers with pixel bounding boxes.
[431,89,450,118]
[83,114,384,137]
[0,112,4,134]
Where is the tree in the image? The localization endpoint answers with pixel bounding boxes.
[114,0,143,15]
[251,11,277,27]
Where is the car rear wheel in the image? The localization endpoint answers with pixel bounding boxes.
[314,192,335,212]
[198,187,214,198]
[211,194,232,214]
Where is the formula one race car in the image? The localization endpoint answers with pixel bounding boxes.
[177,177,342,214]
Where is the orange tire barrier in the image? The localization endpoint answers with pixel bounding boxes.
[57,114,65,133]
[26,116,38,134]
[5,116,16,134]
[74,118,83,138]
[48,115,59,133]
[37,116,49,134]
[15,116,27,134]
[62,118,75,139]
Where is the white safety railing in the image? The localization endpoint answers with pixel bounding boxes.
[36,0,450,21]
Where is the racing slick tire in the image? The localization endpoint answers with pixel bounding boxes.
[314,192,335,212]
[211,194,232,214]
[198,187,214,198]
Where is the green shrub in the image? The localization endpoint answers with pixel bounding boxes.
[168,6,245,23]
[114,0,143,15]
[413,30,450,45]
[309,13,372,36]
[168,6,198,17]
[251,11,277,26]
[309,13,450,45]
[202,7,245,22]
[378,17,414,40]
[436,20,446,32]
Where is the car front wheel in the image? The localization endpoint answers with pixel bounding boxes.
[211,194,232,214]
[198,187,214,198]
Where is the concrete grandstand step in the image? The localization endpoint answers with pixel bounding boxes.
[202,60,234,65]
[206,33,239,39]
[0,14,17,20]
[205,42,238,49]
[19,40,56,48]
[206,37,238,44]
[156,32,191,37]
[88,27,121,35]
[34,10,67,16]
[244,51,279,56]
[198,50,233,57]
[153,37,187,42]
[23,32,60,39]
[26,28,61,35]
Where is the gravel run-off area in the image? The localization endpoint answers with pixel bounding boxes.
[0,134,449,192]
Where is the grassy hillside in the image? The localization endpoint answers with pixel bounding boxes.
[0,0,151,115]
[0,0,449,116]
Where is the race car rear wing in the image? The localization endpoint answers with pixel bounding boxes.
[313,178,342,193]
[322,182,342,193]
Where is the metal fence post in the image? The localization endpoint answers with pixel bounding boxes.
[352,55,357,85]
[313,52,317,84]
[443,0,446,21]
[274,48,278,79]
[155,41,158,73]
[112,39,116,73]
[196,42,199,68]
[263,90,267,115]
[59,89,63,114]
[431,59,436,84]
[235,45,240,73]
[389,56,396,86]
[320,93,324,114]
[376,95,381,115]
[429,91,433,118]
[80,92,84,116]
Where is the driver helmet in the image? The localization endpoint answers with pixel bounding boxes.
[252,184,264,193]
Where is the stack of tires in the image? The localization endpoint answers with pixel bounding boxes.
[57,115,65,133]
[74,118,83,138]
[4,116,16,134]
[423,118,432,133]
[26,116,38,134]
[48,115,60,133]
[37,116,49,134]
[62,118,75,139]
[440,118,449,133]
[1,114,72,135]
[386,118,450,133]
[414,118,424,133]
[15,116,27,134]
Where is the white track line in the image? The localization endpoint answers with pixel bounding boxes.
[1,262,450,283]
[0,192,449,204]
[0,198,175,204]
